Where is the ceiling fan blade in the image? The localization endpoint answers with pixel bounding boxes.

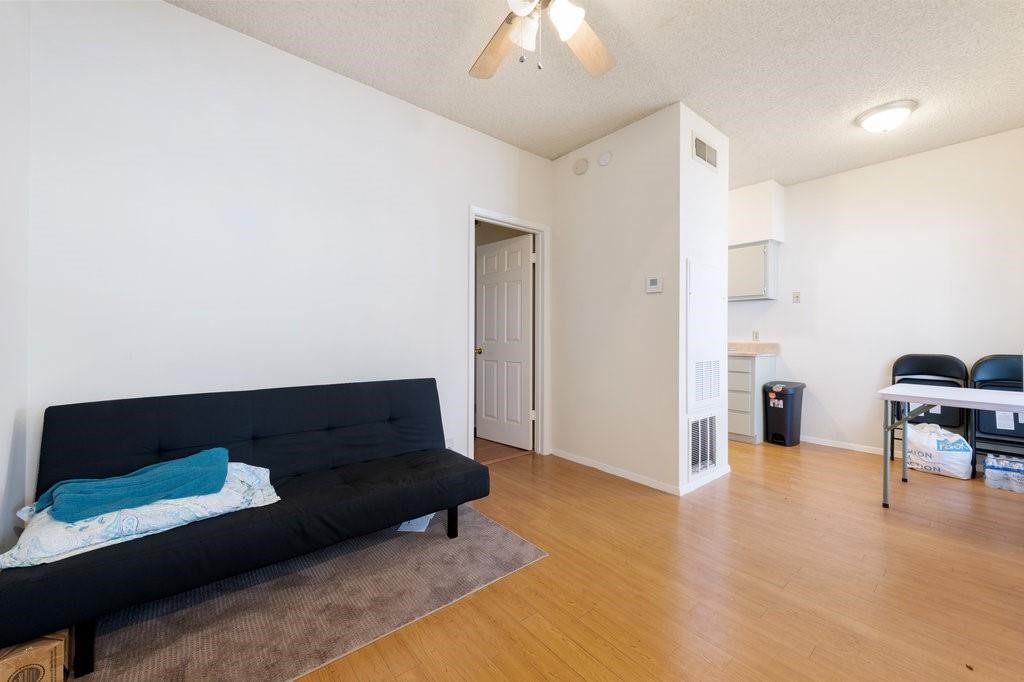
[470,13,521,79]
[565,19,614,76]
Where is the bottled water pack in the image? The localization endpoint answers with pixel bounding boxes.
[984,454,1024,493]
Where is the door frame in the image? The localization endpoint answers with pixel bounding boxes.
[467,206,550,461]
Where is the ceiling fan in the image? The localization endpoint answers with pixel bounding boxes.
[470,0,614,79]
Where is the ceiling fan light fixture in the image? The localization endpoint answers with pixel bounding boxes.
[548,0,585,41]
[855,100,918,133]
[510,11,539,51]
[471,0,612,79]
[506,0,539,17]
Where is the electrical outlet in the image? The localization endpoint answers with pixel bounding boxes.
[752,330,760,341]
[792,291,801,304]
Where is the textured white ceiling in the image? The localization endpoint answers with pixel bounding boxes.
[167,0,1024,188]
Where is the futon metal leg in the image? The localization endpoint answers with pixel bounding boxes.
[882,400,892,509]
[447,506,458,539]
[72,620,96,677]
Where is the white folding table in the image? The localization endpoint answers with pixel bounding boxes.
[876,384,1024,508]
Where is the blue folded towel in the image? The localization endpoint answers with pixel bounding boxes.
[33,447,229,523]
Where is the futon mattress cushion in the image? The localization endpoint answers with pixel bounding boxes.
[1,462,278,570]
[0,448,488,648]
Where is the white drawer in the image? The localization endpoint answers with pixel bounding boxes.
[728,390,752,413]
[728,371,754,393]
[728,356,754,373]
[728,410,753,436]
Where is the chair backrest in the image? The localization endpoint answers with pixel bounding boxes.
[37,378,446,493]
[971,354,1023,389]
[971,355,1024,441]
[892,354,968,428]
[892,354,969,383]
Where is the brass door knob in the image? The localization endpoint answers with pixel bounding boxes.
[475,347,483,355]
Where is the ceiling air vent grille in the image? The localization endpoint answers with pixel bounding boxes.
[694,360,721,403]
[690,415,718,475]
[694,136,718,169]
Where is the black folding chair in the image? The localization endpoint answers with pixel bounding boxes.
[889,354,969,464]
[971,355,1024,466]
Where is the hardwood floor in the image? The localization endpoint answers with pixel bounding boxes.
[305,441,1024,680]
[473,437,533,465]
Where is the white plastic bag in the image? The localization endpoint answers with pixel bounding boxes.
[984,455,1024,493]
[904,423,973,480]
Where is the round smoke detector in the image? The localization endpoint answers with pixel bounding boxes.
[572,158,589,176]
[598,151,612,166]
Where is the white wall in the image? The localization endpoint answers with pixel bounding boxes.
[678,107,730,490]
[25,0,553,498]
[729,127,1024,452]
[20,1,728,510]
[550,104,730,493]
[551,105,683,490]
[0,2,31,550]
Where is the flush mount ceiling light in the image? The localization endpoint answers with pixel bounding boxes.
[855,100,918,133]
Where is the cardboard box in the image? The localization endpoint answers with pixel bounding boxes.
[0,631,66,682]
[44,631,69,672]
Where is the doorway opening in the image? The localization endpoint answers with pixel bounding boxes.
[470,211,545,465]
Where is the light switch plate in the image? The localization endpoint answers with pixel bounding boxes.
[645,275,664,293]
[792,291,801,304]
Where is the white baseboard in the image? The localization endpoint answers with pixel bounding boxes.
[801,435,885,456]
[679,465,731,495]
[551,448,681,495]
[802,435,990,472]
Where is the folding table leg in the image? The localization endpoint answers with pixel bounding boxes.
[883,400,892,508]
[901,402,910,483]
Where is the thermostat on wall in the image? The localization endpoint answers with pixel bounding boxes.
[645,275,663,293]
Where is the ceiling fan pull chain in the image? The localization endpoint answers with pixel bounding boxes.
[537,9,543,70]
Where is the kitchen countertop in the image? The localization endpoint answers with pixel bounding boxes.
[727,341,780,356]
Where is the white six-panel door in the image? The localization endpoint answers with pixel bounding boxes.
[475,234,533,450]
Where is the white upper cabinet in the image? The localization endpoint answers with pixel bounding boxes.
[728,239,780,301]
[728,180,784,301]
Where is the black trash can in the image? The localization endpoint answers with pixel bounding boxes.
[764,382,806,446]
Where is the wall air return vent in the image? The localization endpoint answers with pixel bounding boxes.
[689,415,718,475]
[693,359,721,404]
[693,136,718,169]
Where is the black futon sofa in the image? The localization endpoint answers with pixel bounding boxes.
[0,378,489,676]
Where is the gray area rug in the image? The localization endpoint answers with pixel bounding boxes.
[90,507,546,681]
